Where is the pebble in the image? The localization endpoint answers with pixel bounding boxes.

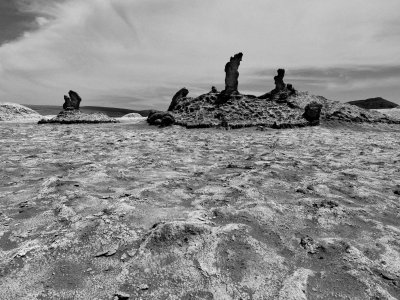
[138,283,149,290]
[113,292,130,299]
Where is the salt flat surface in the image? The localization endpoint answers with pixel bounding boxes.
[1,122,400,299]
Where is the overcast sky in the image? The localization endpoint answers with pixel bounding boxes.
[0,0,399,109]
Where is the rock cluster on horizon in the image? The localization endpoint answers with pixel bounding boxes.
[39,90,118,124]
[165,52,400,129]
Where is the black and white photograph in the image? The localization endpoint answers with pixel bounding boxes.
[1,0,400,299]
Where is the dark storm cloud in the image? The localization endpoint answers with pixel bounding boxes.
[0,0,37,44]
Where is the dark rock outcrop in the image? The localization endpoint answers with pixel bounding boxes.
[147,110,175,127]
[63,90,82,110]
[222,52,243,96]
[216,52,243,105]
[63,96,72,110]
[258,69,296,101]
[273,68,286,93]
[303,102,323,125]
[168,88,189,111]
[210,86,218,93]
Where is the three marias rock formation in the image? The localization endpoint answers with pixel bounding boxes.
[150,52,398,129]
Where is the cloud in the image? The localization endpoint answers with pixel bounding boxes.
[0,0,400,109]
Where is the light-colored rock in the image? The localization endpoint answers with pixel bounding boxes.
[0,102,42,121]
[121,113,143,118]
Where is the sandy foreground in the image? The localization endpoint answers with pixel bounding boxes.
[0,122,400,299]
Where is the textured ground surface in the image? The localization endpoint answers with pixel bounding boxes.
[1,121,400,299]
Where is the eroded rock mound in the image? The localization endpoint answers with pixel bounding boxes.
[287,92,400,123]
[141,221,212,252]
[168,88,189,111]
[147,110,175,127]
[38,110,118,124]
[0,103,42,121]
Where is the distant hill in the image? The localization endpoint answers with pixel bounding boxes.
[347,97,399,109]
[24,105,152,117]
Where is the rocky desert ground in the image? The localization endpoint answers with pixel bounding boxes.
[1,120,400,299]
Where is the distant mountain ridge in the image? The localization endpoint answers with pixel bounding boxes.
[24,105,152,117]
[347,97,399,109]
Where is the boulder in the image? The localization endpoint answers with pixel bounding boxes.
[303,102,323,124]
[168,88,189,111]
[147,110,175,127]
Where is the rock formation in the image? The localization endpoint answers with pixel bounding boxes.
[40,90,118,124]
[258,69,296,101]
[222,52,243,95]
[165,57,400,129]
[168,88,189,111]
[63,95,72,110]
[147,110,175,127]
[303,102,323,125]
[273,68,286,92]
[63,90,82,110]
